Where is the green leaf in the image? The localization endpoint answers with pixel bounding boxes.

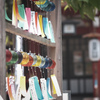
[89,0,100,10]
[64,0,99,20]
[70,0,79,12]
[78,0,89,3]
[64,5,69,10]
[82,3,95,20]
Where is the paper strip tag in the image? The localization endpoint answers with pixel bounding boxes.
[52,78,56,94]
[29,78,38,100]
[39,15,45,38]
[18,4,25,29]
[7,77,15,100]
[12,0,17,26]
[29,11,37,34]
[43,17,50,39]
[40,78,48,100]
[37,14,42,36]
[47,78,53,99]
[51,74,62,97]
[47,20,52,40]
[15,0,24,21]
[0,95,4,100]
[32,76,44,99]
[23,13,29,30]
[15,85,21,100]
[35,12,41,36]
[6,77,8,92]
[22,88,30,100]
[9,76,16,100]
[25,8,31,31]
[48,21,55,43]
[20,76,26,96]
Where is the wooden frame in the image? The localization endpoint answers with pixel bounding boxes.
[0,0,62,100]
[6,22,56,47]
[0,0,6,99]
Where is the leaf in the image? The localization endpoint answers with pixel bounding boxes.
[82,3,95,20]
[64,5,69,10]
[78,0,89,3]
[89,0,100,10]
[70,0,79,12]
[64,0,98,20]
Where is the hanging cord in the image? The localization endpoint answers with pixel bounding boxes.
[40,68,43,78]
[34,67,37,76]
[39,44,43,78]
[27,0,29,7]
[37,43,40,54]
[42,68,45,78]
[13,48,16,74]
[40,44,44,56]
[31,66,34,76]
[9,65,12,75]
[28,67,31,78]
[31,0,33,11]
[33,0,37,11]
[47,69,49,78]
[29,40,31,52]
[24,38,27,52]
[29,40,35,76]
[33,41,36,53]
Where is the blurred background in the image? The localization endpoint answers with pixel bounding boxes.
[61,0,100,100]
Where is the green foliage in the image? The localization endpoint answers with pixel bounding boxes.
[64,0,100,20]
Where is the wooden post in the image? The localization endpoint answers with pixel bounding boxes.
[50,0,62,100]
[0,0,6,99]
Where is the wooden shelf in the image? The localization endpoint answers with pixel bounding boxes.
[6,22,56,47]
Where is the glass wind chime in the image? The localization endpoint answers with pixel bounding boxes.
[6,44,61,99]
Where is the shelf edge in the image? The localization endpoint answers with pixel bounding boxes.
[6,22,56,47]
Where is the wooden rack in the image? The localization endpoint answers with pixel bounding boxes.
[6,22,56,47]
[0,0,62,100]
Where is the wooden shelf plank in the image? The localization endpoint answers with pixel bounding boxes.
[6,22,56,47]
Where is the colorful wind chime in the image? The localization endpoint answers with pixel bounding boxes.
[34,0,55,12]
[6,48,61,100]
[6,48,56,68]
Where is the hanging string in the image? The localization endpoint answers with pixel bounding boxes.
[29,40,35,76]
[40,68,43,78]
[27,0,29,7]
[42,68,45,78]
[24,38,27,52]
[9,65,13,75]
[28,67,31,77]
[33,0,37,11]
[37,43,40,54]
[31,66,34,76]
[31,0,33,11]
[29,40,31,52]
[41,44,43,56]
[33,41,36,53]
[34,67,37,76]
